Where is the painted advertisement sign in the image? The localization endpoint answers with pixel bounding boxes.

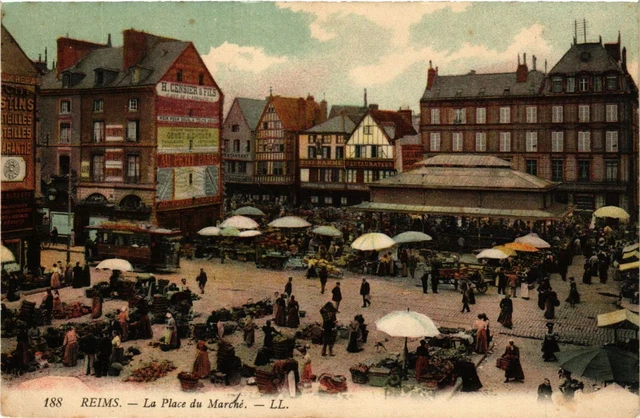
[156,165,219,205]
[157,126,219,154]
[156,81,220,103]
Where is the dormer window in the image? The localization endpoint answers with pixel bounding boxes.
[176,70,183,82]
[579,77,589,92]
[94,70,104,86]
[198,73,204,85]
[503,87,510,95]
[606,75,618,91]
[62,74,71,88]
[594,76,603,92]
[566,77,575,93]
[552,77,562,93]
[132,68,140,84]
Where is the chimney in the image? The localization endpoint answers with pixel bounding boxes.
[532,55,537,71]
[426,60,438,90]
[516,52,529,83]
[44,47,48,64]
[107,33,112,47]
[320,99,328,122]
[56,36,106,77]
[398,108,412,126]
[364,88,368,108]
[622,47,628,73]
[368,104,379,111]
[123,29,148,70]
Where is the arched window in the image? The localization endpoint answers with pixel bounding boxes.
[119,195,143,210]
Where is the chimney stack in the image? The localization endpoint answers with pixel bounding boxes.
[398,108,412,126]
[45,47,48,64]
[516,52,529,83]
[532,55,537,71]
[56,36,107,77]
[364,88,368,108]
[107,33,112,47]
[426,61,438,90]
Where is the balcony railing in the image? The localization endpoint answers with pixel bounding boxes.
[224,173,252,183]
[254,175,294,185]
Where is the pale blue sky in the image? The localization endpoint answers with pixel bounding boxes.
[3,2,637,113]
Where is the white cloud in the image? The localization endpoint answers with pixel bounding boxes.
[277,2,470,45]
[201,42,287,75]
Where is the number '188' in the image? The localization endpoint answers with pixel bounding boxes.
[44,398,63,407]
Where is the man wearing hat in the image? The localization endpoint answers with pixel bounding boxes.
[541,323,560,361]
[360,278,371,307]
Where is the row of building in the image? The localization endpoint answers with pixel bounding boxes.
[1,25,638,272]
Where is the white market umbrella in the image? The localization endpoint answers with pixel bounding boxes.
[268,216,311,229]
[0,245,16,263]
[233,206,266,217]
[375,309,440,378]
[476,248,510,260]
[351,233,396,252]
[220,215,259,230]
[593,206,630,221]
[393,231,433,244]
[197,226,221,237]
[623,243,639,254]
[238,230,262,238]
[514,233,551,249]
[312,225,342,238]
[220,227,240,237]
[96,258,133,272]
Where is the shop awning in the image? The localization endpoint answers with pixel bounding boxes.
[619,261,640,272]
[347,202,574,221]
[597,309,640,330]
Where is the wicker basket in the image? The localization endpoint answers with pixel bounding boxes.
[178,373,200,391]
[350,370,368,384]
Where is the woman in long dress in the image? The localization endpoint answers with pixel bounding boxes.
[243,315,256,347]
[497,295,513,328]
[192,340,211,379]
[275,295,287,327]
[501,340,524,382]
[50,269,61,289]
[300,353,313,382]
[62,327,79,367]
[118,306,130,341]
[414,340,430,382]
[544,290,558,320]
[286,296,300,328]
[163,313,180,349]
[566,279,580,307]
[481,313,492,346]
[346,317,363,353]
[91,294,103,319]
[138,304,153,339]
[474,314,488,354]
[52,290,63,318]
[82,264,91,287]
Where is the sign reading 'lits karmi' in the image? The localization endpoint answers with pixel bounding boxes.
[156,82,220,103]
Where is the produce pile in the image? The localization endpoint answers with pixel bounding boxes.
[296,323,323,344]
[124,360,177,383]
[304,258,342,277]
[53,302,91,320]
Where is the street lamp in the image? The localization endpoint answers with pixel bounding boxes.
[66,171,77,263]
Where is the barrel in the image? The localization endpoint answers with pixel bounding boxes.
[255,366,278,394]
[272,337,295,360]
[19,300,36,322]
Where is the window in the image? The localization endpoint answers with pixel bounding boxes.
[335,146,344,159]
[92,121,104,143]
[579,77,589,92]
[257,161,268,175]
[132,68,140,84]
[578,132,591,152]
[320,169,331,182]
[273,162,284,175]
[452,132,463,152]
[526,160,538,176]
[177,70,183,82]
[346,169,357,183]
[499,132,511,152]
[321,146,331,159]
[552,77,562,93]
[324,196,333,205]
[551,160,564,182]
[578,105,590,122]
[453,108,466,124]
[475,108,486,124]
[59,155,70,176]
[525,132,538,152]
[552,106,563,123]
[59,123,71,143]
[355,145,363,158]
[231,124,240,132]
[262,122,268,130]
[363,126,373,135]
[126,120,139,142]
[198,73,204,85]
[310,196,319,204]
[431,108,440,124]
[245,141,251,152]
[566,77,575,93]
[577,160,590,182]
[605,131,619,152]
[92,155,105,181]
[341,197,348,206]
[238,162,247,173]
[475,133,486,152]
[60,100,71,114]
[526,106,537,123]
[223,139,230,152]
[93,99,103,113]
[363,170,374,183]
[551,132,564,152]
[499,107,510,123]
[430,133,441,151]
[605,104,618,122]
[62,74,71,88]
[593,76,603,92]
[300,169,309,182]
[606,161,618,182]
[126,155,141,183]
[94,70,104,86]
[606,75,618,91]
[370,145,378,158]
[128,98,138,111]
[233,140,240,152]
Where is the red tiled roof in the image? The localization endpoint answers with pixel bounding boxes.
[269,96,323,131]
[369,109,417,140]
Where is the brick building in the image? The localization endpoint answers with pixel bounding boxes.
[40,29,224,242]
[1,25,41,270]
[420,32,638,217]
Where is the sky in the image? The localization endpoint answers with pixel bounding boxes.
[2,2,638,114]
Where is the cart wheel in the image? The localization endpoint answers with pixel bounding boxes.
[477,282,488,293]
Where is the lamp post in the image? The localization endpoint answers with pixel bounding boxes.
[66,171,76,264]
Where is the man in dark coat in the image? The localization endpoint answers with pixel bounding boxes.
[331,282,342,312]
[497,268,507,295]
[320,302,337,356]
[51,227,59,245]
[82,264,91,287]
[96,332,112,377]
[284,277,293,297]
[72,262,83,288]
[318,265,328,294]
[430,260,440,293]
[541,323,560,361]
[196,268,208,294]
[420,271,429,294]
[41,289,54,323]
[81,332,99,375]
[359,278,371,307]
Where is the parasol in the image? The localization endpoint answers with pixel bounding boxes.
[220,227,240,237]
[238,230,262,238]
[351,233,396,251]
[220,215,260,230]
[514,233,551,249]
[233,206,266,217]
[504,242,539,252]
[0,244,16,263]
[492,245,517,257]
[619,261,639,272]
[623,243,639,253]
[476,248,510,260]
[392,231,433,244]
[593,206,630,221]
[312,225,343,238]
[556,346,639,384]
[197,226,221,237]
[268,216,311,229]
[96,258,134,272]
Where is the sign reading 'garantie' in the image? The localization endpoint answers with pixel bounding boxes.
[156,82,219,102]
